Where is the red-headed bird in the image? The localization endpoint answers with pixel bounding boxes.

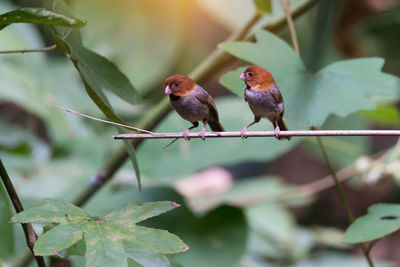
[240,66,290,140]
[165,75,224,140]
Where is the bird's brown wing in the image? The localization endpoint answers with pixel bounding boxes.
[271,88,283,104]
[195,91,219,121]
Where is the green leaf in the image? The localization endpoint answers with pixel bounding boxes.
[0,178,14,261]
[51,0,142,190]
[343,203,400,243]
[219,30,400,129]
[362,105,400,126]
[0,7,86,30]
[124,241,172,267]
[11,199,187,266]
[253,0,272,13]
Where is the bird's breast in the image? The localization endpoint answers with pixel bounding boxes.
[170,94,209,122]
[245,89,284,119]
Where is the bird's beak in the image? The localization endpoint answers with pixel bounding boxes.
[165,85,173,95]
[240,73,246,81]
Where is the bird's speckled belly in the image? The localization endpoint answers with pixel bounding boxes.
[245,89,283,120]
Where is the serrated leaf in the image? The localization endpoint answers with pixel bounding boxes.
[51,0,142,190]
[105,201,177,225]
[0,7,86,30]
[343,203,400,243]
[219,30,400,129]
[0,176,14,261]
[253,0,272,13]
[10,199,187,267]
[10,198,88,224]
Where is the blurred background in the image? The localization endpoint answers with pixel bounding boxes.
[0,0,399,266]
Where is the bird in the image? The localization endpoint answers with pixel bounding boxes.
[239,66,290,140]
[165,74,224,141]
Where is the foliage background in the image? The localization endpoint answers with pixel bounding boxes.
[0,0,399,266]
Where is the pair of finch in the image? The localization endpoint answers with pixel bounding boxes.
[165,66,290,141]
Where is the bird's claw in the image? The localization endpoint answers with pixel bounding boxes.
[240,127,248,139]
[273,126,280,139]
[199,128,206,141]
[183,129,190,141]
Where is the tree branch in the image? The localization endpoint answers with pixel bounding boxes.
[0,45,56,54]
[114,130,400,140]
[0,159,46,267]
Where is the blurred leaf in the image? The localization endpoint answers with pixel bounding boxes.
[0,177,14,262]
[310,227,348,249]
[0,7,86,30]
[253,0,272,13]
[219,30,400,129]
[138,97,300,181]
[362,105,400,126]
[174,206,247,267]
[187,176,307,212]
[52,0,142,189]
[343,203,400,243]
[11,199,187,266]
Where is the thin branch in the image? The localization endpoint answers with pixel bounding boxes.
[279,0,300,54]
[0,44,56,54]
[61,107,153,134]
[114,130,400,140]
[316,137,374,267]
[0,159,46,267]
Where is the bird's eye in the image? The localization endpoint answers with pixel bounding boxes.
[248,72,253,77]
[173,82,179,88]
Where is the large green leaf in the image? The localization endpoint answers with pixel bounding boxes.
[219,30,400,130]
[0,178,14,262]
[343,203,400,243]
[52,0,142,190]
[0,7,86,30]
[10,199,188,266]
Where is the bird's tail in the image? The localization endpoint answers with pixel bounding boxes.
[277,118,290,140]
[209,120,225,132]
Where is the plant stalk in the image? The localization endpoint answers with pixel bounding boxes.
[0,159,46,267]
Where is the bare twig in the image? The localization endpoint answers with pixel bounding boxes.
[0,159,46,267]
[114,130,400,140]
[61,107,153,134]
[278,0,300,54]
[0,44,56,54]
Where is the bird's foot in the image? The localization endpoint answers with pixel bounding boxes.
[183,129,190,141]
[273,126,280,139]
[199,128,206,141]
[240,127,248,139]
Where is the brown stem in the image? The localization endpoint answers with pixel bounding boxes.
[114,130,400,140]
[0,159,46,267]
[0,45,56,54]
[279,0,300,54]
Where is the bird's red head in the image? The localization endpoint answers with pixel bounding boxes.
[240,66,276,91]
[165,75,195,97]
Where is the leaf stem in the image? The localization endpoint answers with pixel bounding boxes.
[316,137,374,267]
[278,0,300,54]
[0,44,56,54]
[0,159,46,267]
